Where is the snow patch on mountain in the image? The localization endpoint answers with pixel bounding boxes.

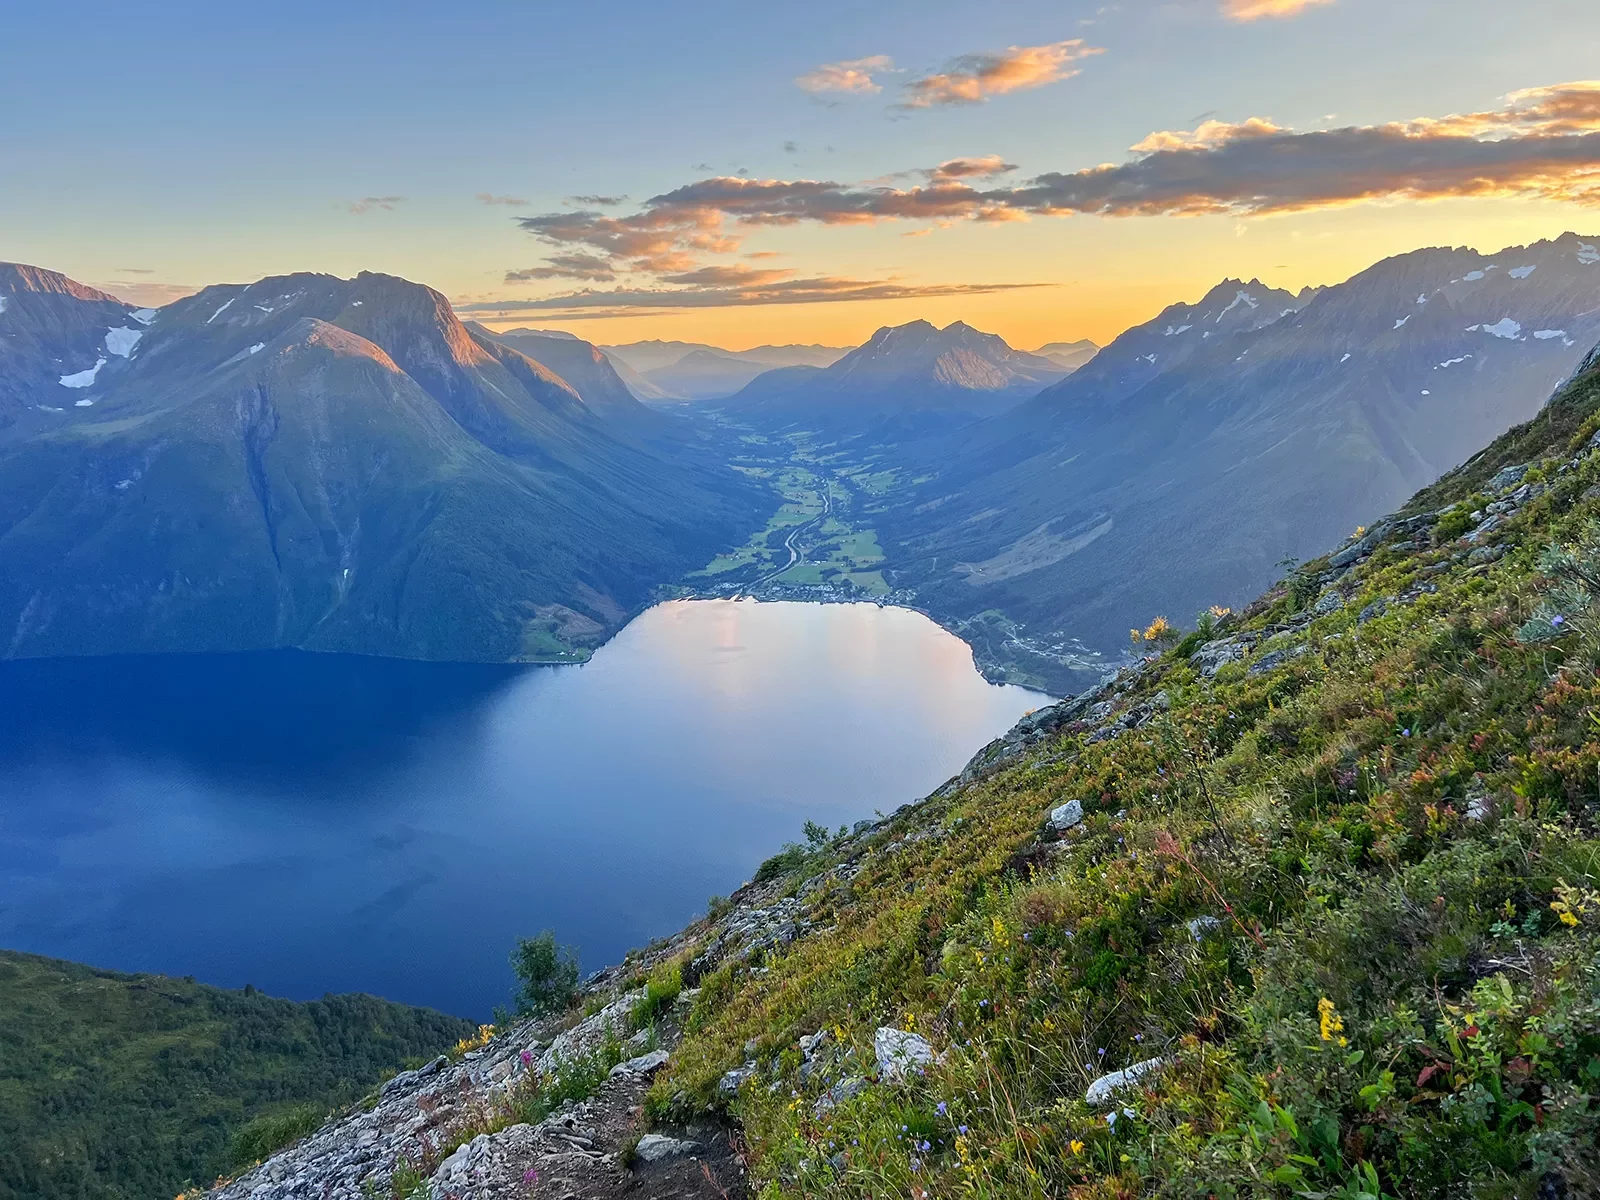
[128,308,157,325]
[104,327,142,357]
[59,358,107,388]
[1394,316,1410,330]
[1437,356,1472,369]
[1217,290,1258,320]
[206,297,235,324]
[1577,244,1598,265]
[1164,324,1192,336]
[1533,330,1568,340]
[1509,265,1538,279]
[1480,318,1523,340]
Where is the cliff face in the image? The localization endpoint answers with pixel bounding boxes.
[218,346,1600,1199]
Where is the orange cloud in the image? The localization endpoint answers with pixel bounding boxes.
[511,80,1600,292]
[796,55,895,95]
[1221,0,1336,21]
[929,155,1019,180]
[901,40,1104,108]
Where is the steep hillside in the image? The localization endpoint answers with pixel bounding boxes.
[0,267,765,662]
[218,344,1600,1200]
[0,263,141,430]
[881,235,1600,690]
[464,324,671,434]
[0,949,472,1200]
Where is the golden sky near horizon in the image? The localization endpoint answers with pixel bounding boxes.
[9,0,1600,353]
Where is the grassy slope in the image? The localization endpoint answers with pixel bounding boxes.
[0,951,475,1200]
[648,361,1600,1198]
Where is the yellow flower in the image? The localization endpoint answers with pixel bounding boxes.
[1070,1139,1085,1155]
[1317,997,1348,1046]
[1142,616,1172,642]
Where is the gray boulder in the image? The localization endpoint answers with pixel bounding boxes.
[633,1133,700,1163]
[1049,799,1085,832]
[874,1028,935,1082]
[1085,1056,1168,1107]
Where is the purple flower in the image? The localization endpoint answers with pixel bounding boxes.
[1098,1047,1106,1056]
[1552,614,1566,627]
[1402,728,1411,737]
[520,1049,533,1066]
[937,1101,948,1116]
[523,1167,539,1184]
[959,1125,968,1135]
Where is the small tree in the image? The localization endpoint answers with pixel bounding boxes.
[803,819,831,849]
[510,931,580,1018]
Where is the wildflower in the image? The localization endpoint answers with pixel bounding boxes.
[1552,614,1566,626]
[937,1101,948,1116]
[523,1168,538,1184]
[1098,1047,1106,1057]
[959,1125,969,1135]
[1317,997,1348,1046]
[1070,1139,1085,1155]
[520,1048,532,1066]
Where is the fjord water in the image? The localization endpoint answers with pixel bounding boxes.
[0,600,1047,1017]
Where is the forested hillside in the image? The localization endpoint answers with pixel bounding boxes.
[0,951,473,1200]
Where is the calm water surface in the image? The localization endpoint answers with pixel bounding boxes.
[0,600,1048,1017]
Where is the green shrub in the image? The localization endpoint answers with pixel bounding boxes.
[754,843,808,883]
[510,931,580,1017]
[230,1104,323,1168]
[631,959,684,1029]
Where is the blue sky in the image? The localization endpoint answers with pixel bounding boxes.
[4,0,1599,346]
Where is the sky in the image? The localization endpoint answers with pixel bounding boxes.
[3,0,1599,350]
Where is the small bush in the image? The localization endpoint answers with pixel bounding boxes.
[510,931,580,1017]
[230,1104,323,1168]
[754,843,808,883]
[631,959,685,1029]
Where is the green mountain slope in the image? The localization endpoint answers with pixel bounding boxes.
[624,346,1600,1197]
[0,949,473,1200]
[0,269,766,662]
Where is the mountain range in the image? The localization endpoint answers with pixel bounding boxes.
[871,233,1600,687]
[0,265,762,662]
[5,234,1598,689]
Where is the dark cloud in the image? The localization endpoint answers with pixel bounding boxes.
[477,193,530,206]
[347,196,406,214]
[784,141,799,154]
[928,155,1019,181]
[505,254,617,282]
[566,194,628,206]
[459,275,1052,317]
[116,267,155,275]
